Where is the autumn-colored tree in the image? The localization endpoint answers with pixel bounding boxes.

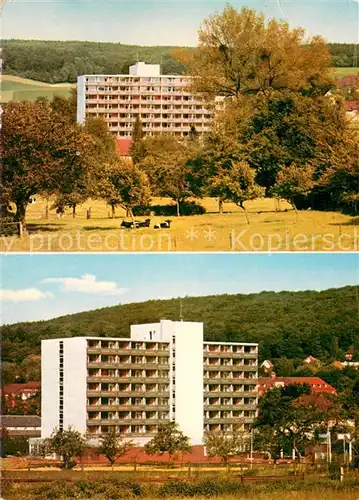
[181,5,333,101]
[272,163,315,219]
[211,161,264,223]
[96,429,134,470]
[1,100,96,222]
[139,135,203,216]
[51,89,78,123]
[318,136,359,214]
[103,159,151,222]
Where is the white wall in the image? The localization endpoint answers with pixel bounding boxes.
[173,322,204,445]
[63,338,88,434]
[129,62,160,77]
[41,337,88,438]
[41,339,60,438]
[77,76,86,124]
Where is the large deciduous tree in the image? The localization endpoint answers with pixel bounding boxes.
[103,159,151,221]
[182,5,333,101]
[1,100,97,222]
[139,135,203,216]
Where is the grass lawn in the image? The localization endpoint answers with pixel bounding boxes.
[1,197,357,252]
[334,67,359,77]
[1,75,74,102]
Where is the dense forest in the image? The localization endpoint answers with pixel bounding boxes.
[1,286,358,366]
[2,40,358,84]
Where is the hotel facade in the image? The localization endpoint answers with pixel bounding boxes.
[77,62,213,150]
[41,320,258,445]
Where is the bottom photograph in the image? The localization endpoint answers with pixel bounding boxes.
[1,253,359,500]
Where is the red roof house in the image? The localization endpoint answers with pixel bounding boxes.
[115,138,133,157]
[2,382,41,406]
[337,75,358,89]
[257,377,337,397]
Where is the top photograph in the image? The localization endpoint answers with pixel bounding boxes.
[1,0,358,253]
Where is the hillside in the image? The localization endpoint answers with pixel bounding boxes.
[1,286,358,365]
[2,39,358,84]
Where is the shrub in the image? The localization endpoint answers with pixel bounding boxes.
[133,202,206,217]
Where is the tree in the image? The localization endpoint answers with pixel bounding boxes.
[211,161,264,223]
[103,159,151,222]
[1,100,97,222]
[182,5,333,101]
[144,421,191,464]
[254,385,325,461]
[272,163,315,219]
[139,135,203,216]
[45,427,87,470]
[96,429,134,470]
[130,116,146,164]
[204,431,249,467]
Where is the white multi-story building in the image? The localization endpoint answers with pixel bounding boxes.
[77,62,213,150]
[41,320,258,445]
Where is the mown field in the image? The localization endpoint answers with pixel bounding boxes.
[1,68,357,103]
[1,75,74,103]
[1,197,357,252]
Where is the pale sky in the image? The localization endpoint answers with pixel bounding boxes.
[2,1,359,45]
[1,253,358,324]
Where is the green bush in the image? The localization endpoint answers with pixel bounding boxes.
[159,479,244,497]
[133,202,206,217]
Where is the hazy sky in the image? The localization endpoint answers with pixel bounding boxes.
[1,253,358,324]
[2,0,359,45]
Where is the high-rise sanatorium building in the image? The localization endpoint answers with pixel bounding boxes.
[41,321,258,445]
[77,62,213,153]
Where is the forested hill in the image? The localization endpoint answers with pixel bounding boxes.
[2,39,358,84]
[1,286,358,365]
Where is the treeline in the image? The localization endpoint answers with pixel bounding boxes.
[2,39,188,83]
[1,286,358,366]
[2,39,359,84]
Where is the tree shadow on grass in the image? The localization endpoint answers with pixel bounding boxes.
[330,217,359,226]
[82,226,120,231]
[26,223,61,233]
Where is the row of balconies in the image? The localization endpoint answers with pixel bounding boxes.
[205,423,252,433]
[204,389,257,397]
[87,404,169,412]
[204,344,258,353]
[87,376,170,384]
[205,364,257,371]
[87,343,169,353]
[86,89,192,96]
[204,404,257,411]
[204,352,258,360]
[109,125,210,132]
[105,115,211,122]
[87,424,158,435]
[88,418,169,426]
[86,106,209,113]
[204,373,257,381]
[88,390,170,398]
[87,367,169,377]
[85,97,199,104]
[85,78,190,85]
